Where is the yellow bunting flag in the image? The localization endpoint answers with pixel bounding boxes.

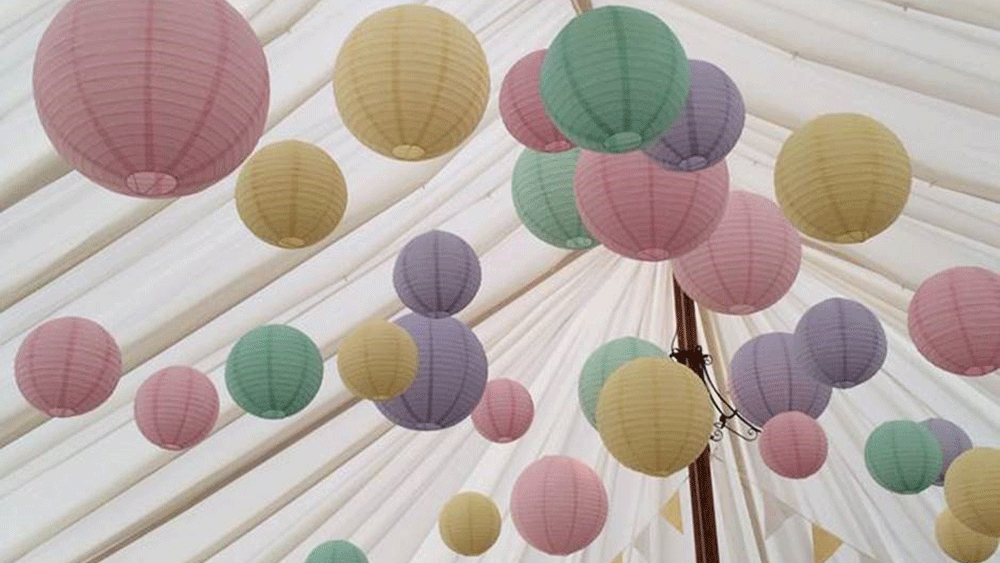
[610,551,624,563]
[812,523,843,563]
[661,491,683,533]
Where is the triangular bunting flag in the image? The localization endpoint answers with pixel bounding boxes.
[610,551,624,563]
[634,526,651,558]
[661,490,683,533]
[812,523,843,563]
[859,555,879,563]
[762,493,795,538]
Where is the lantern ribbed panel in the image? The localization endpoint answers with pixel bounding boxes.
[643,60,745,172]
[471,378,534,443]
[333,5,489,161]
[499,50,573,153]
[337,319,418,401]
[908,266,1000,376]
[596,357,713,477]
[945,448,1000,537]
[728,332,831,427]
[672,190,802,315]
[510,456,608,555]
[15,317,122,417]
[574,151,729,261]
[774,113,912,243]
[225,325,324,419]
[236,140,348,249]
[32,0,268,198]
[793,297,887,388]
[922,418,974,486]
[393,230,482,318]
[134,366,218,450]
[511,148,595,249]
[305,540,368,563]
[374,315,487,430]
[438,492,502,556]
[936,509,999,563]
[864,420,942,494]
[578,337,666,429]
[539,6,690,153]
[759,411,828,479]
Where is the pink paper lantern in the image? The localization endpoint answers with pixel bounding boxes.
[15,317,122,417]
[672,190,802,314]
[510,456,608,555]
[33,0,269,198]
[471,378,534,443]
[759,411,828,479]
[574,151,730,261]
[135,366,219,450]
[908,266,1000,376]
[499,50,573,153]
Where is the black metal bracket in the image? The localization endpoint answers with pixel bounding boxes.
[670,345,760,442]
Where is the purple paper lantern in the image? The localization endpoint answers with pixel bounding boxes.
[793,297,887,388]
[729,332,832,427]
[375,314,488,430]
[922,418,974,486]
[643,60,745,172]
[393,230,482,318]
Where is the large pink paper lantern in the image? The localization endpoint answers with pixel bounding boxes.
[510,456,608,555]
[15,317,122,417]
[499,50,573,153]
[759,411,828,479]
[135,366,219,450]
[672,190,802,314]
[908,266,1000,376]
[471,378,534,443]
[33,0,269,198]
[574,151,729,261]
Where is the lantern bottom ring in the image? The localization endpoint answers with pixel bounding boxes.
[636,248,670,261]
[603,131,642,152]
[259,409,288,419]
[677,155,709,171]
[834,230,870,243]
[565,236,595,249]
[392,144,427,160]
[278,237,306,248]
[48,407,77,417]
[126,171,178,196]
[728,304,756,315]
[965,364,996,376]
[544,140,573,152]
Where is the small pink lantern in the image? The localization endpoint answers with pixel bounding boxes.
[574,151,729,261]
[135,366,219,450]
[15,317,122,417]
[499,50,573,153]
[672,190,802,314]
[758,411,828,479]
[471,378,534,443]
[908,266,1000,376]
[510,455,608,555]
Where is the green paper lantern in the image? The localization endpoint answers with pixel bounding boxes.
[225,325,324,419]
[578,337,667,428]
[865,420,943,494]
[511,147,596,249]
[540,6,690,153]
[305,540,368,563]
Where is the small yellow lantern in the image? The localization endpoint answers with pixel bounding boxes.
[337,319,418,401]
[438,491,501,556]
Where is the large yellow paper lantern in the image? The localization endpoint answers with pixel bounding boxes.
[936,509,999,563]
[333,5,490,161]
[774,113,911,243]
[337,319,418,401]
[236,140,348,249]
[438,491,501,556]
[945,447,1000,537]
[596,357,714,477]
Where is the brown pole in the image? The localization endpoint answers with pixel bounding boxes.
[673,276,721,563]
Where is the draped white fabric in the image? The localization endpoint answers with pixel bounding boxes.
[0,1,998,562]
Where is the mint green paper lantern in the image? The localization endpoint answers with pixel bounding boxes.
[306,540,368,563]
[225,325,324,419]
[865,420,943,494]
[579,337,667,428]
[511,147,596,249]
[540,6,690,153]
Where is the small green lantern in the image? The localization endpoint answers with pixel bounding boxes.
[865,420,943,494]
[225,325,324,419]
[511,147,595,249]
[305,540,368,563]
[578,336,666,428]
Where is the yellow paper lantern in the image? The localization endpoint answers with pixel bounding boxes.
[333,5,490,161]
[945,447,1000,537]
[596,357,714,477]
[438,491,501,556]
[774,113,911,243]
[337,319,418,401]
[936,509,999,563]
[236,140,347,249]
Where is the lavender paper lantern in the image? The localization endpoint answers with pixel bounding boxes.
[922,418,974,486]
[908,266,1000,376]
[793,297,887,388]
[643,60,745,172]
[759,411,828,479]
[729,332,832,427]
[499,50,573,153]
[471,379,534,443]
[393,231,481,318]
[574,151,729,261]
[135,366,219,450]
[33,0,269,198]
[375,315,487,430]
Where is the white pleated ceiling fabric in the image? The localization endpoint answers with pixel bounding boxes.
[0,1,998,562]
